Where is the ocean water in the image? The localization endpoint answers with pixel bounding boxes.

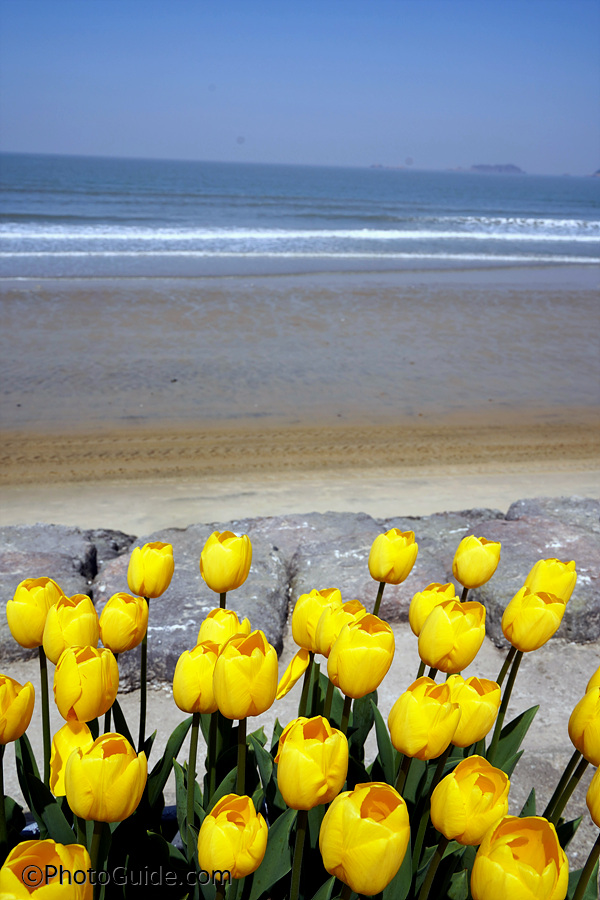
[0,152,599,277]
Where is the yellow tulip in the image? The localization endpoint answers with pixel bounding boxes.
[524,558,577,603]
[200,531,252,594]
[197,607,251,648]
[53,646,119,722]
[0,675,35,745]
[275,716,348,809]
[213,630,278,719]
[65,732,147,822]
[502,588,567,653]
[418,599,486,673]
[6,577,64,649]
[292,588,342,653]
[447,675,501,747]
[452,536,501,589]
[0,840,92,899]
[471,816,568,900]
[42,594,99,665]
[430,755,510,845]
[276,648,311,700]
[319,782,410,896]
[127,541,174,599]
[327,615,395,699]
[49,721,94,796]
[314,599,367,658]
[172,641,220,714]
[568,686,600,766]
[99,592,148,654]
[368,529,418,585]
[388,677,461,760]
[408,582,456,636]
[197,793,268,880]
[586,765,600,828]
[587,665,600,693]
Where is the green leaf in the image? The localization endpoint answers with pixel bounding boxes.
[89,717,99,740]
[383,841,412,900]
[15,734,39,814]
[3,796,25,842]
[147,715,192,808]
[520,787,536,817]
[568,861,599,900]
[112,697,135,747]
[448,868,469,900]
[556,815,583,850]
[371,700,396,785]
[270,718,284,753]
[143,729,157,760]
[248,807,297,900]
[174,760,187,839]
[348,692,376,763]
[307,804,326,851]
[249,726,267,747]
[488,706,538,771]
[208,767,237,809]
[249,734,274,792]
[310,876,336,900]
[497,749,524,778]
[25,774,76,844]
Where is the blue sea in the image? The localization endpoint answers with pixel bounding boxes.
[0,152,598,277]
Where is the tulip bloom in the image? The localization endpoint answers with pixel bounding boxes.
[173,641,220,714]
[586,765,600,828]
[276,648,311,700]
[42,594,100,665]
[0,839,92,899]
[388,677,461,760]
[314,599,367,658]
[99,592,148,654]
[471,816,568,900]
[502,588,567,653]
[197,794,268,880]
[452,536,501,589]
[53,646,119,722]
[368,529,418,585]
[327,615,395,699]
[213,630,278,719]
[408,582,456,636]
[197,607,251,648]
[447,675,501,747]
[0,675,35,744]
[319,782,410,896]
[127,541,174,599]
[49,721,94,796]
[587,665,600,693]
[418,598,486,673]
[275,716,348,809]
[431,756,510,845]
[65,732,147,822]
[200,531,252,594]
[6,577,64,649]
[524,558,577,604]
[292,588,342,653]
[568,686,600,766]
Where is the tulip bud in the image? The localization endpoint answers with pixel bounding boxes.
[197,794,268,880]
[292,588,342,653]
[502,587,567,652]
[327,615,395,699]
[368,529,418,585]
[99,592,148,654]
[471,816,568,900]
[53,646,119,722]
[446,675,501,747]
[408,582,456,636]
[197,607,251,648]
[65,732,147,822]
[6,577,64,649]
[0,675,35,745]
[314,599,367,658]
[200,531,252,594]
[276,648,311,700]
[319,782,410,896]
[127,541,174,599]
[49,721,94,796]
[42,594,99,665]
[213,630,278,719]
[568,686,600,766]
[0,839,92,899]
[452,536,501,589]
[586,765,600,828]
[418,599,486,674]
[173,641,220,714]
[275,716,348,809]
[524,557,577,603]
[388,677,461,760]
[587,665,600,693]
[431,755,510,845]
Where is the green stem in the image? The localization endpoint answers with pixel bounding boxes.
[427,667,438,680]
[460,586,469,602]
[487,649,523,764]
[373,581,386,617]
[39,646,51,787]
[290,809,308,900]
[323,678,335,720]
[0,746,6,863]
[90,820,104,900]
[298,651,314,717]
[395,754,412,794]
[572,833,600,900]
[340,694,352,736]
[103,655,118,733]
[549,756,589,826]
[219,592,227,609]
[543,748,582,819]
[187,712,201,857]
[418,834,450,900]
[237,717,247,795]
[411,747,452,872]
[496,645,517,688]
[138,597,150,752]
[416,660,426,680]
[208,710,218,804]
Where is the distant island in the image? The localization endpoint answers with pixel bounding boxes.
[470,164,525,174]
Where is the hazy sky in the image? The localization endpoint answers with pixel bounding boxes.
[1,0,598,175]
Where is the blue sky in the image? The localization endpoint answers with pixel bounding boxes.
[0,0,598,174]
